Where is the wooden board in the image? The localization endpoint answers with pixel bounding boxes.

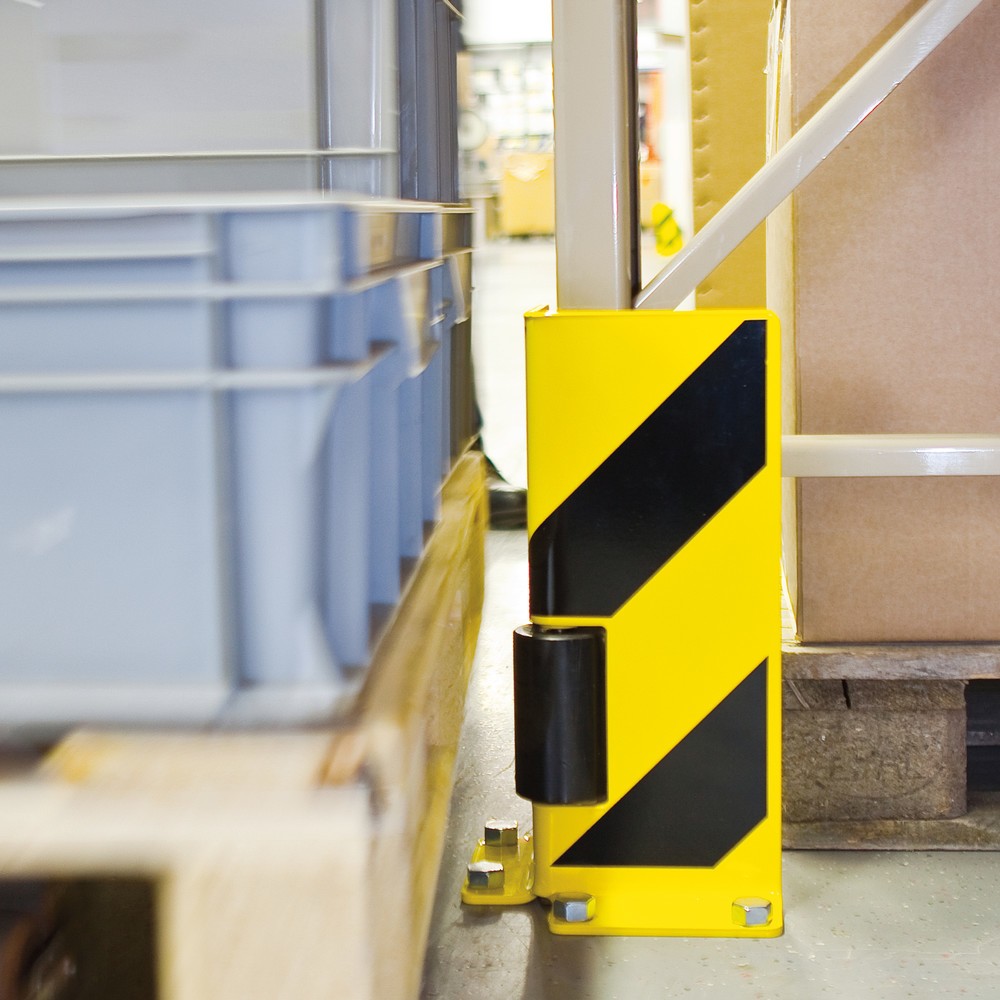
[784,791,1000,851]
[0,452,487,1000]
[785,641,1000,681]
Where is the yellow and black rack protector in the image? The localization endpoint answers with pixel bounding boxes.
[517,308,782,937]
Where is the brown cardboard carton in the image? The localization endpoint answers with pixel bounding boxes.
[768,0,1000,641]
[498,152,555,236]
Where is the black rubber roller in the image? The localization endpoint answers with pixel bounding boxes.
[513,624,608,805]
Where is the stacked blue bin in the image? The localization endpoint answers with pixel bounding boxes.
[0,196,473,728]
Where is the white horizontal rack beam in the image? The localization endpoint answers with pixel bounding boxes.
[782,435,1000,477]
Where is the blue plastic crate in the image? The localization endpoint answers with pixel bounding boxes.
[0,195,472,730]
[0,0,401,197]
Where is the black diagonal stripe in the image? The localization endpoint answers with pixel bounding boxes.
[529,320,765,618]
[553,660,767,869]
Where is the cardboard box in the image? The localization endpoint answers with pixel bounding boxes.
[498,152,555,236]
[768,0,1000,641]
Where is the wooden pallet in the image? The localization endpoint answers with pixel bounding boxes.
[0,452,487,1000]
[782,638,1000,850]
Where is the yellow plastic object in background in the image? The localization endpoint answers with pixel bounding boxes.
[520,308,782,937]
[652,202,683,255]
[499,152,556,237]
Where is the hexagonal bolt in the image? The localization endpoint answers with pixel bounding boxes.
[467,860,505,890]
[732,896,772,928]
[552,893,596,923]
[484,819,519,849]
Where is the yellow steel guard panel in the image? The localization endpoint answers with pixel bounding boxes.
[517,308,782,937]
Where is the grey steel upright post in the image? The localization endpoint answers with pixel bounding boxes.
[552,0,640,310]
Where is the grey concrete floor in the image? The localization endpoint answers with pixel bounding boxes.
[421,239,1000,999]
[421,533,1000,1000]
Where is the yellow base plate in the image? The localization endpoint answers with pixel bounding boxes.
[460,833,536,907]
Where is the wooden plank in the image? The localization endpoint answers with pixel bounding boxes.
[346,451,486,1000]
[784,641,1000,680]
[0,787,374,998]
[785,792,1000,851]
[0,451,487,1000]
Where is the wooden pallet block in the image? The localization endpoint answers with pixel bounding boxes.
[0,452,487,1000]
[782,639,1000,850]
